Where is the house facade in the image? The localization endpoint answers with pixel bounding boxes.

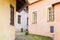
[28,0,60,40]
[0,0,16,40]
[16,7,28,31]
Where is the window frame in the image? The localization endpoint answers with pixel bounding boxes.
[32,11,37,24]
[50,26,54,33]
[10,4,14,26]
[48,6,54,22]
[18,15,21,24]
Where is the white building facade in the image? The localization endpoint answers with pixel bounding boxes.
[16,8,28,31]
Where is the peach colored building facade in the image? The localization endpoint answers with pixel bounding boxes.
[28,0,60,40]
[0,0,16,40]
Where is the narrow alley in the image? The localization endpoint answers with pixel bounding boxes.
[15,31,32,40]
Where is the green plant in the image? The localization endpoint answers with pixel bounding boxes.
[25,29,28,35]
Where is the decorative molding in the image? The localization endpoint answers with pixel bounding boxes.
[27,0,40,6]
[52,2,60,6]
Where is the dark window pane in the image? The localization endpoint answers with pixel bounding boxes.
[18,15,21,24]
[27,18,28,25]
[50,26,54,33]
[10,4,14,26]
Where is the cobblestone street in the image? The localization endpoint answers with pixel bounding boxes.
[15,31,32,40]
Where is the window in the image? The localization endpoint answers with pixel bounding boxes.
[10,4,14,26]
[27,18,28,25]
[48,6,54,22]
[24,6,28,13]
[18,15,21,24]
[32,11,37,24]
[50,26,54,33]
[26,6,28,13]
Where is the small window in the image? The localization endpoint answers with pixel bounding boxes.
[50,26,54,33]
[24,6,28,13]
[26,6,28,13]
[10,4,14,26]
[18,15,21,24]
[27,18,28,25]
[32,11,37,24]
[48,7,54,22]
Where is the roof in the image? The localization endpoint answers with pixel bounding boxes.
[16,0,40,11]
[16,0,27,11]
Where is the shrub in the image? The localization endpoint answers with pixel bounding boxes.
[25,29,28,35]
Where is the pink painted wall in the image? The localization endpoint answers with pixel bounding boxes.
[28,0,38,4]
[28,0,60,40]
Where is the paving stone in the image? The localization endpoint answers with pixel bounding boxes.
[15,32,32,40]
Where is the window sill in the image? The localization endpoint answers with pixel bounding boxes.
[32,22,37,24]
[47,20,54,22]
